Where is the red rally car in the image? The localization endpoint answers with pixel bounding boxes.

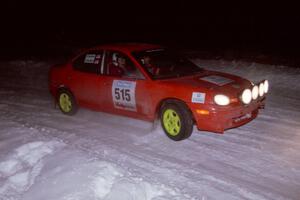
[49,43,269,141]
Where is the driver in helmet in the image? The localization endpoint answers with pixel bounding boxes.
[141,55,159,76]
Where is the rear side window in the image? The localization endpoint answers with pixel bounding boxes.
[72,50,103,74]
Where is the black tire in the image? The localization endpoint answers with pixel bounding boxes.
[57,89,78,115]
[160,101,193,141]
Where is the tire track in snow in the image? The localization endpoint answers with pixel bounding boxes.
[0,100,291,200]
[0,100,263,199]
[0,101,195,199]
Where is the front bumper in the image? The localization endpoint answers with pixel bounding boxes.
[189,98,265,133]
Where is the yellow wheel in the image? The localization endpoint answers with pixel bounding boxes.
[59,93,72,113]
[160,101,193,141]
[163,109,181,136]
[57,89,77,115]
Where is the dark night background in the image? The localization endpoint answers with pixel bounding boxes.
[1,1,299,66]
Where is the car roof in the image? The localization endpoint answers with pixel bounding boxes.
[94,43,164,53]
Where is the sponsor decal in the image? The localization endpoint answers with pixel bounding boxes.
[191,92,206,104]
[112,80,137,111]
[200,75,234,86]
[84,54,96,64]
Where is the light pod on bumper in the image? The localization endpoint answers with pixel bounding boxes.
[252,85,259,100]
[241,89,252,104]
[263,80,269,94]
[214,94,230,106]
[259,82,264,97]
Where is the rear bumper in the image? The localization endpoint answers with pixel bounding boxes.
[190,98,265,133]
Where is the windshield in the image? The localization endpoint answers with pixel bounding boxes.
[132,49,203,79]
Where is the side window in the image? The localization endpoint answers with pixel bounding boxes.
[72,50,103,74]
[105,51,144,79]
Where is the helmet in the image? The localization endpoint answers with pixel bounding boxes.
[112,52,119,66]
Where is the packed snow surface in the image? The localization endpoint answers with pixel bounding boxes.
[0,57,300,200]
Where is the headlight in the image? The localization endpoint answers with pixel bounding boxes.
[241,89,252,104]
[252,85,259,100]
[264,80,269,93]
[259,82,264,97]
[214,94,230,106]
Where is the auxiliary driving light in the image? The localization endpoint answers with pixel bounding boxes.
[259,82,264,97]
[264,80,269,94]
[241,89,252,104]
[252,85,259,100]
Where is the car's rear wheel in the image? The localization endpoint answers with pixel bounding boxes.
[57,89,78,115]
[160,101,193,141]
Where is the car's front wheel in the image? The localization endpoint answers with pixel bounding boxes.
[57,89,78,115]
[160,101,193,141]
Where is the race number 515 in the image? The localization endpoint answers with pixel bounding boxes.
[114,88,131,101]
[112,80,137,111]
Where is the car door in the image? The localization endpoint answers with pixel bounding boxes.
[70,50,104,109]
[99,50,152,118]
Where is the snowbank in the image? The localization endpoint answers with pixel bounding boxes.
[0,139,185,200]
[0,60,50,90]
[0,141,63,200]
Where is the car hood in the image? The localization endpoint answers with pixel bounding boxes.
[160,70,252,97]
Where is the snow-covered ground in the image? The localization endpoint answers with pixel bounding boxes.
[0,57,300,200]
